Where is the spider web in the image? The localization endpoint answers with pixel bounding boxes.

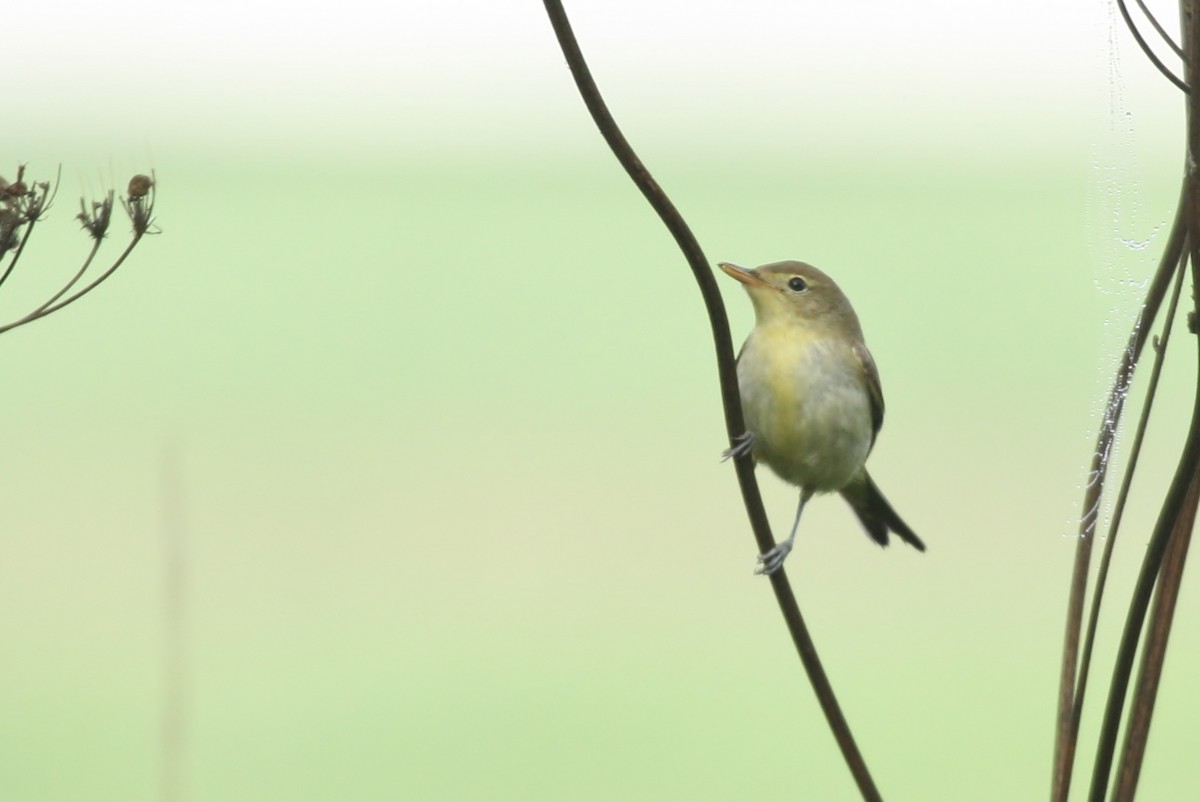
[1076,0,1174,538]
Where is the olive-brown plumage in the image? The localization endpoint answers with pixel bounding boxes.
[719,260,924,574]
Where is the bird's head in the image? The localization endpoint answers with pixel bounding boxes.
[718,260,863,338]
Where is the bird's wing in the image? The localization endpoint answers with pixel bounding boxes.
[852,341,885,444]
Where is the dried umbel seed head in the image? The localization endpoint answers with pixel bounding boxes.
[127,174,153,198]
[1,180,27,199]
[0,207,18,239]
[0,209,18,252]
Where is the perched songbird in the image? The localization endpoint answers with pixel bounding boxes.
[719,260,925,574]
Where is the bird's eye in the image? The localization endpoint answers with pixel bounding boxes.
[787,277,808,292]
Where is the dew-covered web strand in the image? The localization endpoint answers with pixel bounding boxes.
[1072,249,1187,785]
[1082,0,1167,538]
[1053,6,1179,798]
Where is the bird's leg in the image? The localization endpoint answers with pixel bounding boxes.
[721,431,755,461]
[756,490,811,575]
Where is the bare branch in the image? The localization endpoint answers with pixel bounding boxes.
[541,3,883,800]
[1050,192,1187,802]
[1118,0,1190,93]
[1087,248,1200,802]
[1086,9,1200,797]
[1135,0,1185,58]
[1113,466,1199,801]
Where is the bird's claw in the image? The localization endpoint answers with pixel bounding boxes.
[754,541,793,575]
[722,431,755,462]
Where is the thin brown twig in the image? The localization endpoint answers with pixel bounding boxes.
[540,2,882,799]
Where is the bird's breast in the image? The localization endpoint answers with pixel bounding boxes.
[737,325,873,492]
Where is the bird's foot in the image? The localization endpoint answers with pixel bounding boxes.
[721,431,755,462]
[755,540,794,576]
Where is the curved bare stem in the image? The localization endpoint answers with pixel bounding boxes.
[541,2,882,800]
[1087,253,1200,801]
[1050,194,1187,802]
[29,237,104,317]
[1134,0,1185,58]
[1088,10,1200,795]
[1118,0,1190,93]
[1057,240,1188,800]
[1112,464,1199,801]
[0,228,146,336]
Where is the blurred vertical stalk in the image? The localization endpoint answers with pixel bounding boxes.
[161,445,188,802]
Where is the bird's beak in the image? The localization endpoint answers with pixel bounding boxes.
[718,262,768,288]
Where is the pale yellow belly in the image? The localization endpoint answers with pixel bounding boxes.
[738,330,873,492]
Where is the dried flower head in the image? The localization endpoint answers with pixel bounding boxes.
[0,165,27,200]
[128,174,153,199]
[76,193,114,241]
[121,171,157,236]
[0,163,156,337]
[0,207,19,254]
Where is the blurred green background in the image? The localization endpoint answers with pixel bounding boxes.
[2,1,1196,800]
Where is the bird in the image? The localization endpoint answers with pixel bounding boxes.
[718,260,925,574]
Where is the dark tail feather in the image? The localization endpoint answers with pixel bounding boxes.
[840,472,926,552]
